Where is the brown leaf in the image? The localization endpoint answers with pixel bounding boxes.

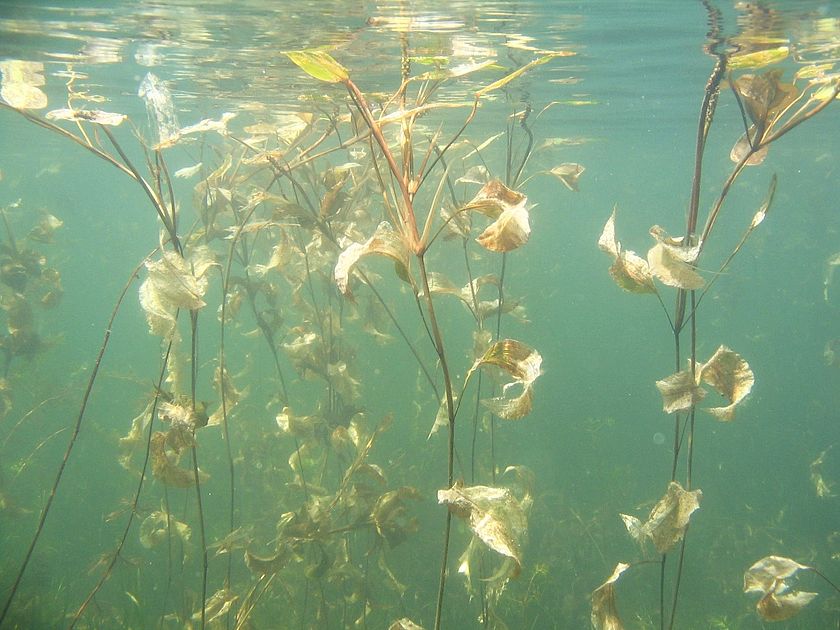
[438,482,527,579]
[656,369,706,414]
[462,180,532,253]
[744,556,817,621]
[647,227,704,290]
[598,207,656,294]
[698,345,754,420]
[466,339,542,419]
[622,481,701,554]
[334,221,410,295]
[549,162,585,191]
[591,562,630,630]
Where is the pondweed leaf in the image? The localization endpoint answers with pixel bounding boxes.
[591,562,630,630]
[656,345,753,420]
[698,345,754,420]
[549,162,585,191]
[438,481,528,598]
[475,52,573,97]
[466,339,542,419]
[461,180,531,253]
[334,221,410,296]
[285,50,349,83]
[744,556,817,621]
[729,46,790,70]
[0,60,47,109]
[655,369,706,414]
[620,481,701,554]
[597,207,656,294]
[647,226,703,290]
[46,108,127,126]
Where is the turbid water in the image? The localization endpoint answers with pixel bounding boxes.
[0,2,838,628]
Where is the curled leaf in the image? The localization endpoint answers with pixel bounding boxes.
[140,510,191,549]
[621,481,701,554]
[334,221,410,295]
[655,369,705,414]
[150,431,208,487]
[388,619,425,630]
[591,562,630,630]
[549,163,585,192]
[598,207,655,294]
[698,345,754,420]
[462,180,531,253]
[373,487,422,548]
[744,556,817,621]
[466,339,542,419]
[438,482,527,580]
[647,226,703,290]
[139,247,216,337]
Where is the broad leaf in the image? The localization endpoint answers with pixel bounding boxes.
[286,50,349,83]
[591,562,630,630]
[621,481,701,554]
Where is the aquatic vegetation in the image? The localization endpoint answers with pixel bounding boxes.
[0,2,838,629]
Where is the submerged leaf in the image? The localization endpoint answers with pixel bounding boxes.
[622,481,701,554]
[286,50,349,83]
[744,556,817,621]
[388,619,425,630]
[597,207,656,294]
[467,339,542,419]
[655,369,705,414]
[150,431,208,487]
[591,562,630,630]
[334,222,410,295]
[438,482,527,579]
[698,345,754,420]
[549,163,585,191]
[462,180,531,253]
[647,227,703,290]
[139,248,216,337]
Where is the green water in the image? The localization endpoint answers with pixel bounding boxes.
[0,1,838,628]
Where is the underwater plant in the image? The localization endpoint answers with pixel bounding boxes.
[592,3,840,630]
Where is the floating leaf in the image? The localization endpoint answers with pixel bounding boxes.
[621,481,701,554]
[647,226,703,290]
[438,482,527,579]
[591,562,630,630]
[334,221,410,296]
[0,60,47,109]
[286,50,348,83]
[655,369,705,414]
[729,46,790,70]
[476,52,573,97]
[698,345,754,420]
[466,339,542,419]
[46,108,126,126]
[549,163,585,191]
[597,207,656,294]
[744,556,817,621]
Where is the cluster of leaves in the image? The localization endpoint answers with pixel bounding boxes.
[0,198,64,417]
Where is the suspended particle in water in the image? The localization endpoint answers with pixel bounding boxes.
[653,432,665,445]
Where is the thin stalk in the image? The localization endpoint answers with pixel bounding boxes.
[0,260,142,626]
[71,334,174,628]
